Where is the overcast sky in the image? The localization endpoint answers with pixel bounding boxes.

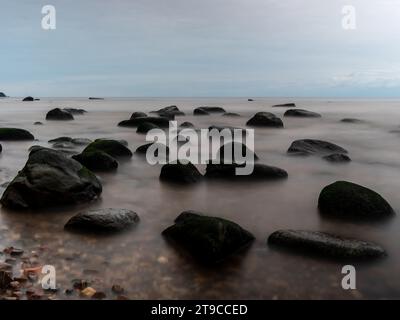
[1,0,400,97]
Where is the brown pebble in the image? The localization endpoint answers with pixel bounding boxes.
[117,295,129,300]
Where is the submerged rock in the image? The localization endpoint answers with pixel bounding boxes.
[22,96,34,102]
[284,109,321,118]
[268,230,386,259]
[222,112,241,117]
[318,181,394,220]
[287,139,347,156]
[193,106,226,115]
[205,163,288,180]
[49,137,92,147]
[136,122,159,134]
[323,153,351,163]
[63,108,87,115]
[46,108,74,121]
[162,211,255,263]
[341,118,364,124]
[118,116,170,128]
[130,112,147,119]
[246,112,283,128]
[34,122,43,125]
[65,208,139,232]
[160,162,202,184]
[0,128,34,141]
[272,103,296,108]
[0,148,102,209]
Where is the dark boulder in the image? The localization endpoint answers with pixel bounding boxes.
[118,116,170,128]
[73,151,118,172]
[215,142,259,162]
[82,139,132,158]
[135,142,169,157]
[193,108,210,115]
[88,97,104,100]
[287,139,347,156]
[151,106,185,117]
[318,181,395,220]
[136,122,159,134]
[179,122,195,128]
[323,153,351,163]
[0,148,102,210]
[130,112,147,119]
[284,109,321,118]
[194,106,226,115]
[46,108,74,121]
[0,128,34,141]
[160,162,202,184]
[0,92,6,98]
[272,103,296,108]
[48,137,73,143]
[268,230,386,259]
[34,122,43,125]
[65,208,139,232]
[22,96,34,102]
[162,211,255,263]
[248,99,254,101]
[205,163,288,180]
[246,112,283,128]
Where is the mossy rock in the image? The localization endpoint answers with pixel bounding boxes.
[83,139,132,158]
[162,211,255,263]
[318,181,395,220]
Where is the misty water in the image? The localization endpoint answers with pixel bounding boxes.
[1,97,400,299]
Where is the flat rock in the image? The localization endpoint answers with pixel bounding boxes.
[63,108,87,115]
[0,148,102,209]
[284,109,321,118]
[323,153,351,163]
[287,139,347,156]
[65,208,139,232]
[118,116,170,128]
[22,96,34,102]
[193,106,226,115]
[162,211,255,263]
[272,103,296,108]
[246,112,283,128]
[268,230,386,259]
[318,181,395,220]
